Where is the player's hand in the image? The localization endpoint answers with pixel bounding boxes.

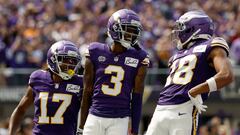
[129,133,137,135]
[128,128,137,135]
[188,92,207,114]
[76,128,83,135]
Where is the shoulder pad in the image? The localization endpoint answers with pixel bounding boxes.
[29,69,49,86]
[211,37,229,56]
[30,70,46,80]
[87,42,105,57]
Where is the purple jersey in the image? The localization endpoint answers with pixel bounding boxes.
[29,69,83,135]
[86,42,148,118]
[158,37,229,105]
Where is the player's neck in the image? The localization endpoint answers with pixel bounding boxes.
[51,72,63,83]
[110,42,127,54]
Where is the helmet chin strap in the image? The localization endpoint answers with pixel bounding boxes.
[48,66,72,80]
[119,40,131,49]
[192,34,212,40]
[58,72,73,80]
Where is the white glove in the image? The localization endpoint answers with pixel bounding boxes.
[188,92,208,114]
[76,128,83,135]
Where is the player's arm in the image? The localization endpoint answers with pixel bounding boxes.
[189,47,234,97]
[9,86,34,135]
[131,65,147,135]
[79,58,94,129]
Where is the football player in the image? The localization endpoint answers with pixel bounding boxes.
[9,40,83,135]
[79,9,149,135]
[146,10,234,135]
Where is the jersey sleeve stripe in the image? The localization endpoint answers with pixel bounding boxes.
[211,42,229,49]
[211,43,230,56]
[141,57,150,67]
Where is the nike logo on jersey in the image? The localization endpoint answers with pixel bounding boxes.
[66,84,80,93]
[178,112,187,116]
[125,57,139,68]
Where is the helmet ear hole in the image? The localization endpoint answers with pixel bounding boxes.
[50,56,56,63]
[113,23,120,32]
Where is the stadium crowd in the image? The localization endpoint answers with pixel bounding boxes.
[0,0,240,70]
[0,0,240,135]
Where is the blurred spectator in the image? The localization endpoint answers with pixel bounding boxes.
[0,0,239,70]
[199,125,210,135]
[235,122,240,135]
[0,118,9,135]
[199,115,236,135]
[0,40,6,86]
[231,38,240,65]
[0,0,239,87]
[208,116,221,135]
[18,117,33,135]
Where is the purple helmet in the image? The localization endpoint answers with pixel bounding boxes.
[107,9,142,49]
[47,40,81,80]
[172,10,214,50]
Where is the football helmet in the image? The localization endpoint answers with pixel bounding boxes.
[172,10,214,50]
[47,40,81,80]
[107,9,142,49]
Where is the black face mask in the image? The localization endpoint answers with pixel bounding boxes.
[57,55,81,72]
[120,24,141,45]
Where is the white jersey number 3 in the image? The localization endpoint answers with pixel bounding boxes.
[165,55,197,86]
[102,65,125,96]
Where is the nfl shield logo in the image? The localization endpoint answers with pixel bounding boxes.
[98,56,106,62]
[114,56,119,62]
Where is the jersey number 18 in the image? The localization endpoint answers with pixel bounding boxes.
[165,55,197,86]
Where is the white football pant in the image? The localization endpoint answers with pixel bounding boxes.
[146,101,199,135]
[83,114,129,135]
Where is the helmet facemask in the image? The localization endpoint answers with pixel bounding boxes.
[171,21,186,49]
[49,53,81,80]
[172,21,201,50]
[109,22,142,49]
[119,23,142,48]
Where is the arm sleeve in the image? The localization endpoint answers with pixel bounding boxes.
[131,92,143,134]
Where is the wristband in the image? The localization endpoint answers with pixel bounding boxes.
[76,128,83,135]
[206,77,217,93]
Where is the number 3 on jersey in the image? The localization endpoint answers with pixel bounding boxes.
[102,65,125,96]
[165,55,197,86]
